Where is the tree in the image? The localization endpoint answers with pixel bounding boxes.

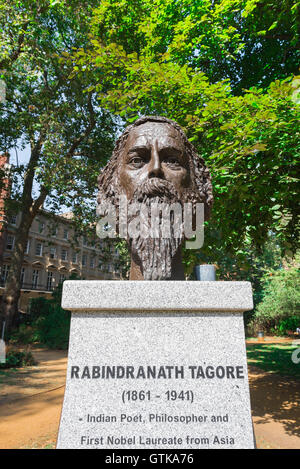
[84,0,299,93]
[249,253,300,333]
[0,0,118,333]
[189,233,284,325]
[70,0,299,265]
[1,0,299,332]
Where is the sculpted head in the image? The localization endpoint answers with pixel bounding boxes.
[97,116,213,280]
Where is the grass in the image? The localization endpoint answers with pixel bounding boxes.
[20,434,57,449]
[246,342,300,378]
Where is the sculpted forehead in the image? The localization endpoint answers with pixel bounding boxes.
[123,121,185,152]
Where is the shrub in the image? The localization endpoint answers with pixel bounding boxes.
[0,349,36,369]
[10,282,71,349]
[33,304,71,349]
[276,316,300,336]
[250,258,300,333]
[9,324,37,345]
[25,297,52,324]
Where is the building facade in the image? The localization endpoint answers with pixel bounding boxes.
[0,209,121,312]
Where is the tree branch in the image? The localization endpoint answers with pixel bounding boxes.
[0,23,29,69]
[22,131,47,207]
[0,4,49,69]
[65,93,96,158]
[31,186,49,217]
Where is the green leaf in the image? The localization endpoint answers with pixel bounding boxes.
[268,21,278,31]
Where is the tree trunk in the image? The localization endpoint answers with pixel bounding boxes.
[1,187,48,336]
[1,206,35,334]
[0,133,48,336]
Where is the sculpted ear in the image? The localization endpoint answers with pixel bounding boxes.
[97,158,121,207]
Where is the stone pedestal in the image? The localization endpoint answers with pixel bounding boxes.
[57,281,255,449]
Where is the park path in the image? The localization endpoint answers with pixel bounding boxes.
[0,346,299,449]
[0,348,66,449]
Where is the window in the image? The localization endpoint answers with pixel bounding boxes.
[59,274,66,284]
[83,236,88,247]
[82,254,87,267]
[6,235,15,251]
[98,261,103,271]
[1,265,10,282]
[32,270,39,288]
[10,214,17,225]
[63,229,68,240]
[90,257,95,268]
[72,252,78,264]
[25,239,30,254]
[108,264,113,273]
[35,242,43,256]
[51,226,58,237]
[61,249,68,261]
[50,247,56,259]
[20,267,25,286]
[38,221,45,233]
[47,271,53,291]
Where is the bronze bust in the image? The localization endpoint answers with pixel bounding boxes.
[97,116,213,280]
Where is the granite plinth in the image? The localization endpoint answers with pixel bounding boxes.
[57,281,255,449]
[61,280,253,312]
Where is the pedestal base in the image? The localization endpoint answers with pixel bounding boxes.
[57,281,255,449]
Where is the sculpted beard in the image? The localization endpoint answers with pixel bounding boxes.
[126,178,184,280]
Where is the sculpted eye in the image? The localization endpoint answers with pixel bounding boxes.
[164,156,181,167]
[128,156,145,168]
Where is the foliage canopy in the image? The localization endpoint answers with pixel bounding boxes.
[249,255,300,332]
[0,0,299,288]
[69,0,300,265]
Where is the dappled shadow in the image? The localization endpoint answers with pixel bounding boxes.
[248,365,300,438]
[247,343,300,379]
[0,386,65,420]
[0,347,67,403]
[0,366,66,403]
[0,384,64,449]
[1,344,300,447]
[247,343,300,438]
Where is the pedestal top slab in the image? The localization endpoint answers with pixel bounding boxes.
[62,280,253,312]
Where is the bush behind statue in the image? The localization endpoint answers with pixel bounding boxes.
[0,349,36,369]
[32,303,71,349]
[12,283,71,349]
[276,316,300,336]
[249,260,300,334]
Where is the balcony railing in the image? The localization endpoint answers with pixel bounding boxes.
[0,280,55,292]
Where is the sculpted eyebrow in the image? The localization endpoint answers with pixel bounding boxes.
[160,146,182,155]
[128,145,149,153]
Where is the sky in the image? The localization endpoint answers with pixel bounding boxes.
[9,142,30,166]
[7,120,124,215]
[9,143,71,214]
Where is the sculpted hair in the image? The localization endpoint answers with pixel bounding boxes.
[97,115,213,219]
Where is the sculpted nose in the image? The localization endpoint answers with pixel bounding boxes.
[148,145,164,179]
